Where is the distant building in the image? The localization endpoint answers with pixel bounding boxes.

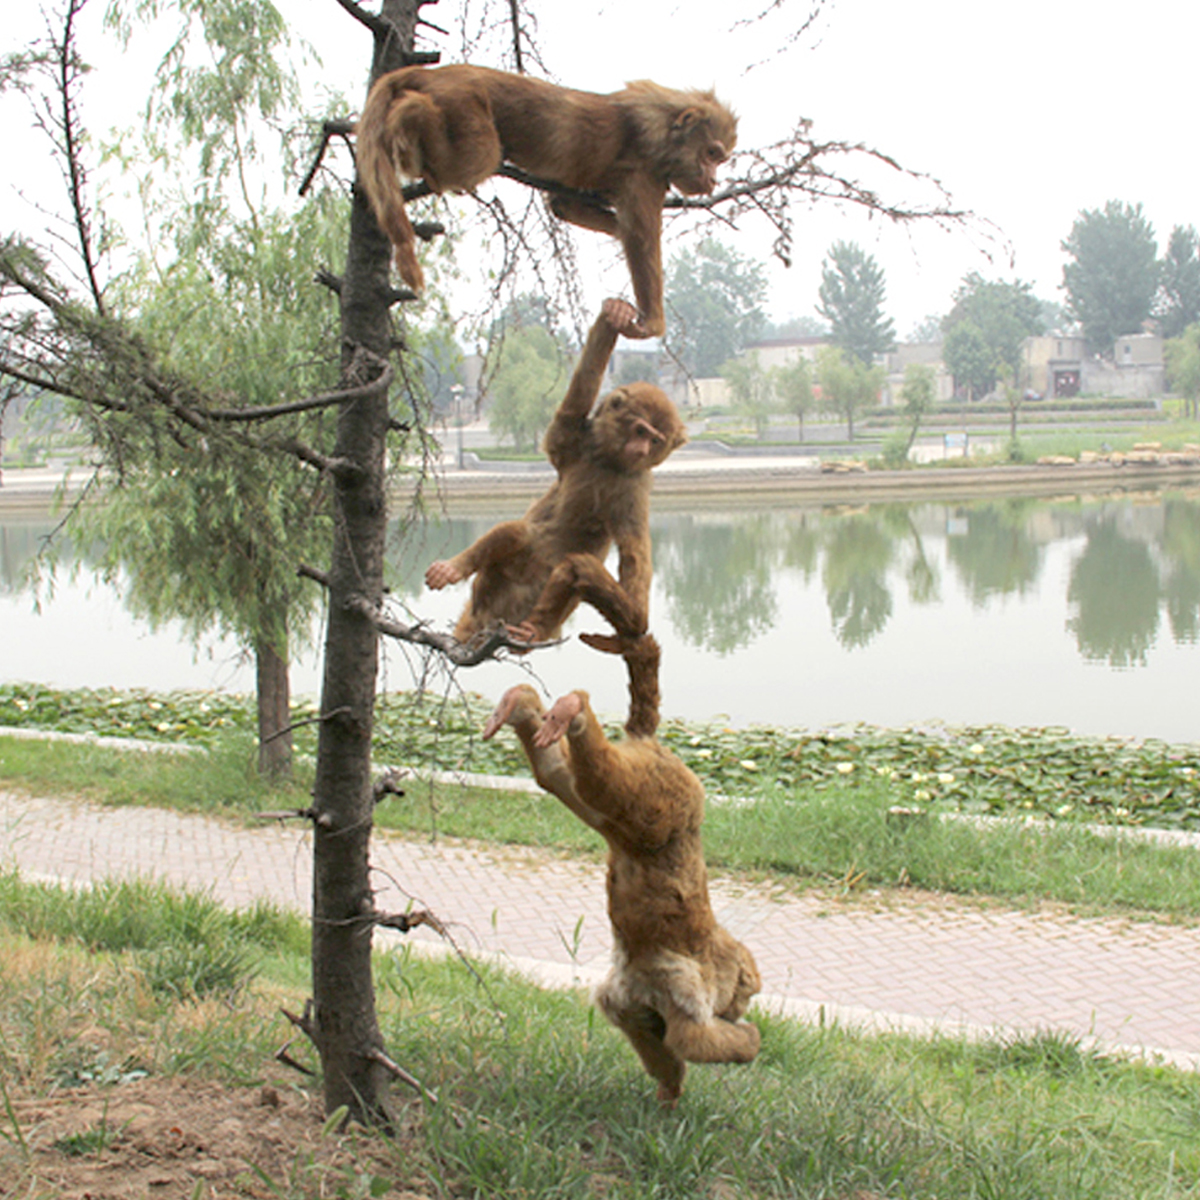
[1024,333,1164,400]
[741,335,827,371]
[881,342,954,407]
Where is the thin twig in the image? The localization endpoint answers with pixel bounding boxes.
[367,1047,438,1103]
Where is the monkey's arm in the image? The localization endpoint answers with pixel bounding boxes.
[483,685,614,835]
[614,175,667,339]
[425,519,530,590]
[543,300,633,466]
[537,689,680,844]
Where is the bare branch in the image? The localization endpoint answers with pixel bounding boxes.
[344,593,564,665]
[299,563,331,588]
[274,1039,317,1077]
[205,348,392,421]
[329,0,389,37]
[373,908,442,935]
[298,118,356,198]
[53,0,106,316]
[366,1047,438,1102]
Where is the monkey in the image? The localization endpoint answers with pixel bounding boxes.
[356,63,737,338]
[425,298,687,646]
[482,634,762,1106]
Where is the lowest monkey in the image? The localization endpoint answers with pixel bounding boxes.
[484,635,762,1105]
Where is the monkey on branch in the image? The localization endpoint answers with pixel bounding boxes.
[356,64,737,338]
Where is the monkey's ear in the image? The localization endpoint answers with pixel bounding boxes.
[671,107,705,134]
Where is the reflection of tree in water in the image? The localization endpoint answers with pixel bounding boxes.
[821,513,894,648]
[655,514,778,655]
[946,501,1042,606]
[1162,498,1200,643]
[0,523,49,593]
[881,504,941,606]
[1067,517,1160,667]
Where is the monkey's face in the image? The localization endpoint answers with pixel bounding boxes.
[668,102,738,196]
[595,386,687,472]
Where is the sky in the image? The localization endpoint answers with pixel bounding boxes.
[3,0,1196,340]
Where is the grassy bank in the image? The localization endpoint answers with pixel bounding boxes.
[3,872,1200,1199]
[3,683,1200,920]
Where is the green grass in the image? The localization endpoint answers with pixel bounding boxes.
[3,873,1200,1199]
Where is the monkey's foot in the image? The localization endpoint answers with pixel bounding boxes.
[482,684,541,740]
[534,691,584,748]
[425,560,463,590]
[505,620,539,644]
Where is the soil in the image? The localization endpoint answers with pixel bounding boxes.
[3,1076,433,1199]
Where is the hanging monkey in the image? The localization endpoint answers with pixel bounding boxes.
[425,298,687,646]
[483,635,762,1105]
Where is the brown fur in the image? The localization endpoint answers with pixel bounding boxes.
[356,64,737,337]
[482,636,762,1105]
[425,300,687,645]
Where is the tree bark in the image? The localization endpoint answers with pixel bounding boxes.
[255,632,293,779]
[308,0,424,1124]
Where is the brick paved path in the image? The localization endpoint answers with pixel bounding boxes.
[4,788,1199,1069]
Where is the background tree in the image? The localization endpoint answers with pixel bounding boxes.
[940,273,1044,397]
[816,345,883,440]
[907,313,944,344]
[816,240,895,365]
[941,320,993,401]
[664,237,767,377]
[771,355,815,440]
[1061,200,1160,353]
[720,352,774,437]
[881,362,935,466]
[67,16,349,778]
[1158,225,1200,340]
[1164,323,1200,419]
[486,323,566,450]
[762,314,829,340]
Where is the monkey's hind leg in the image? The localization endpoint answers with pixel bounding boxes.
[594,972,686,1107]
[661,998,762,1068]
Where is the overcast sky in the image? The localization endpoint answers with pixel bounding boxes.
[4,0,1195,339]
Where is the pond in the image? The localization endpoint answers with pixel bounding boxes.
[2,483,1199,743]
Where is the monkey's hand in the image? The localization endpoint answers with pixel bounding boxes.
[506,620,540,644]
[534,692,584,748]
[425,560,464,590]
[482,684,536,740]
[601,297,641,337]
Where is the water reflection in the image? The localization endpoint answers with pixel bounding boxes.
[4,486,1200,740]
[1163,499,1200,644]
[946,501,1043,606]
[656,516,778,655]
[1067,517,1161,668]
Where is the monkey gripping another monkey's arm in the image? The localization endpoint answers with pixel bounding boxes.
[542,299,639,468]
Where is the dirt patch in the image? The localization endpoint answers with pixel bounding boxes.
[4,1076,433,1199]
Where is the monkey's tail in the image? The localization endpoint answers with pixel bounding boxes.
[356,73,426,292]
[623,634,661,739]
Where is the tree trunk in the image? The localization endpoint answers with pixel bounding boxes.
[307,0,424,1124]
[255,632,292,779]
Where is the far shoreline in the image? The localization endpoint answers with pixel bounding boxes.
[4,455,1200,516]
